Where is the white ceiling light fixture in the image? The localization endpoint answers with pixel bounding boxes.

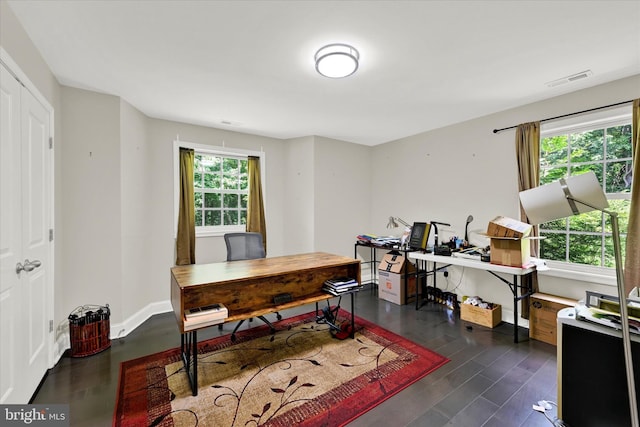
[315,43,360,78]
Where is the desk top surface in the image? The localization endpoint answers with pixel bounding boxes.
[409,252,535,275]
[171,252,359,288]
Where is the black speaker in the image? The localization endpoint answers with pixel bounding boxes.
[409,222,430,250]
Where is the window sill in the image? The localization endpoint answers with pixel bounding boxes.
[538,261,617,288]
[195,226,245,238]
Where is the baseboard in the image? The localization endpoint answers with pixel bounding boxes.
[110,300,173,339]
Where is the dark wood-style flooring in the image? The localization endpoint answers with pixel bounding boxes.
[32,289,559,426]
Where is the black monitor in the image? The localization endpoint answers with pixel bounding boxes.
[408,222,430,250]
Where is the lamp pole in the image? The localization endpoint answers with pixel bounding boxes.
[610,209,639,427]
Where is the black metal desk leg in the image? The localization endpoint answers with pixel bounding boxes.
[512,276,519,343]
[181,331,199,396]
[371,246,377,293]
[192,330,198,394]
[415,260,420,310]
[350,292,355,338]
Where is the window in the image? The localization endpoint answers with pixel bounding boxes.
[174,141,264,237]
[539,108,633,269]
[194,153,248,229]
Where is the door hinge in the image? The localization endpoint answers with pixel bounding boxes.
[49,137,53,149]
[49,320,53,333]
[49,229,53,242]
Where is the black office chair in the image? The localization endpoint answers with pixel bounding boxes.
[223,232,281,341]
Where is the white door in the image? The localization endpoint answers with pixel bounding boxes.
[0,62,52,404]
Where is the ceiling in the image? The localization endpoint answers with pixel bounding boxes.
[7,0,640,146]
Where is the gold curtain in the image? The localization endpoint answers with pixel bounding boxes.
[247,156,267,254]
[176,148,195,265]
[624,99,640,294]
[515,122,541,318]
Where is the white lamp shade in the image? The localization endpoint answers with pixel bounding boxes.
[519,171,609,225]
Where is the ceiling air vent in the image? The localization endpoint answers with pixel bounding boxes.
[545,70,593,87]
[218,119,242,127]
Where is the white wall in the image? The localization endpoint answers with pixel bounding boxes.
[283,136,315,255]
[60,87,123,321]
[120,99,152,323]
[314,136,371,257]
[281,135,371,259]
[371,75,640,325]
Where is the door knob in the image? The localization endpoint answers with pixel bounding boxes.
[15,259,42,274]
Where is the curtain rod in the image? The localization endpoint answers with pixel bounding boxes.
[492,99,634,134]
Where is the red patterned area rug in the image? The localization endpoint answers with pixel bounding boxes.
[114,309,449,427]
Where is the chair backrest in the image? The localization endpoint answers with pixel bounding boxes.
[224,232,266,261]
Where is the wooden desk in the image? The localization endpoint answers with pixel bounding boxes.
[409,252,535,343]
[170,252,361,395]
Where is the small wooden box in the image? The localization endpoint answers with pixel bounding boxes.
[461,303,502,328]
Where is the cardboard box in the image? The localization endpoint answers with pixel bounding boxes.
[460,303,502,328]
[529,293,577,345]
[487,216,532,238]
[378,253,417,305]
[490,237,531,267]
[487,216,533,267]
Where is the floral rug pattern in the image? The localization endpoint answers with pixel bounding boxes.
[114,310,448,427]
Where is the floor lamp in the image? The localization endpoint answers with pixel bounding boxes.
[519,171,638,427]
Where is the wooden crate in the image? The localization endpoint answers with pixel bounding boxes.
[461,303,502,328]
[529,293,577,345]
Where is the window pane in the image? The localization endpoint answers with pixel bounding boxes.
[194,172,202,188]
[540,232,567,261]
[203,155,221,173]
[194,192,202,208]
[541,167,567,185]
[240,160,248,190]
[223,158,239,190]
[204,193,221,208]
[570,129,604,163]
[604,234,627,268]
[541,135,568,167]
[204,210,221,226]
[240,194,248,209]
[568,234,602,266]
[223,210,238,225]
[204,173,220,189]
[541,218,566,231]
[195,210,202,226]
[570,165,603,183]
[606,125,632,159]
[224,193,238,208]
[606,160,633,193]
[240,210,247,225]
[605,199,630,233]
[569,211,603,233]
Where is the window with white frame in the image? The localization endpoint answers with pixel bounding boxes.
[174,141,264,236]
[539,106,633,269]
[194,152,248,229]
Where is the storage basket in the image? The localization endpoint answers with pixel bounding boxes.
[68,304,111,357]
